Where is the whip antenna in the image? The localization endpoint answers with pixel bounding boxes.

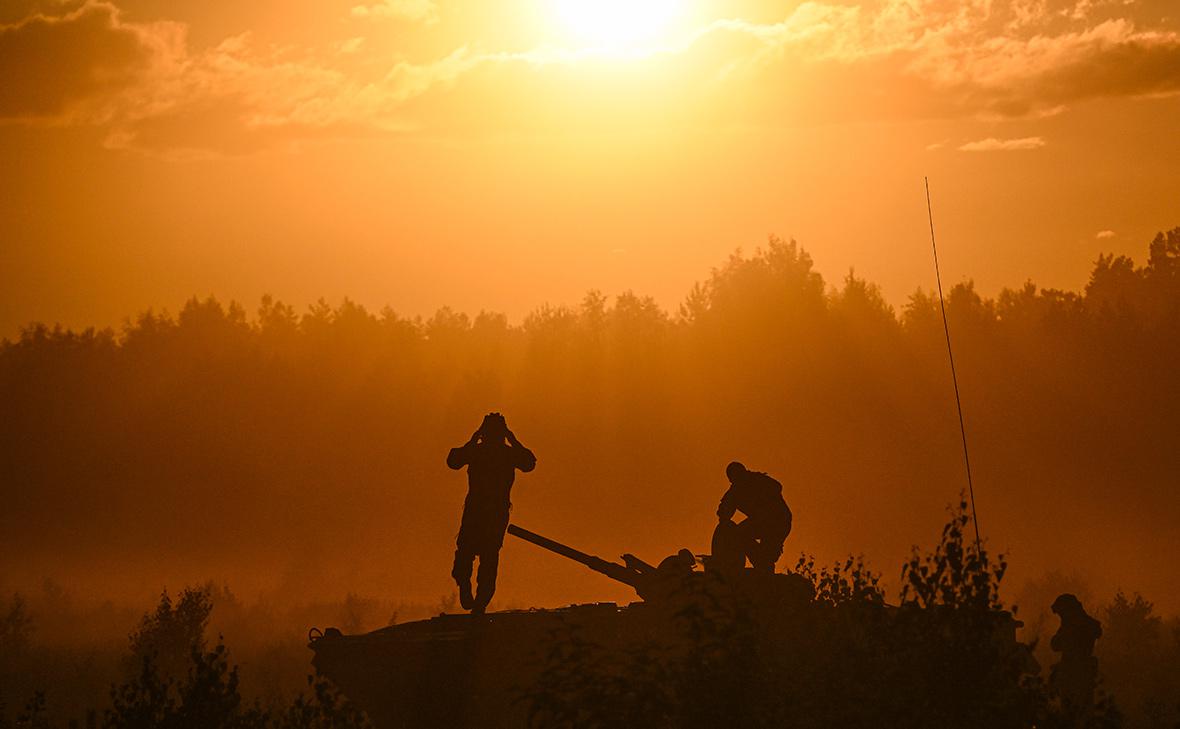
[924,177,983,552]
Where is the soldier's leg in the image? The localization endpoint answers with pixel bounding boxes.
[473,548,500,613]
[471,505,511,613]
[452,547,475,611]
[734,519,762,569]
[710,520,747,572]
[748,542,775,572]
[749,531,786,573]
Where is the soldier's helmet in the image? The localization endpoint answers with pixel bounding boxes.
[480,412,508,438]
[726,461,747,482]
[1051,593,1084,616]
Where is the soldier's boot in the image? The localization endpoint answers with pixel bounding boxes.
[473,551,500,614]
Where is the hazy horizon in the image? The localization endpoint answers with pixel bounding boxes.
[5,231,1179,617]
[2,223,1167,341]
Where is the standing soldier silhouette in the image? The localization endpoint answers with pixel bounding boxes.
[1050,593,1103,716]
[447,413,536,614]
[714,461,793,573]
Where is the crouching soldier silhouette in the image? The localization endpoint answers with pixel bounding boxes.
[447,413,536,614]
[1050,593,1103,716]
[713,462,792,573]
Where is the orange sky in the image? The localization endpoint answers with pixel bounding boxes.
[2,0,1179,335]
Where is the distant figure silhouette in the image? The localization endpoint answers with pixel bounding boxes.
[714,462,792,573]
[1049,593,1102,714]
[448,413,536,614]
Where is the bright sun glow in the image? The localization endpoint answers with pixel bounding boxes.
[552,0,682,51]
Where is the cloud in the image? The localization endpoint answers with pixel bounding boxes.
[338,37,365,55]
[350,0,438,24]
[1096,229,1116,238]
[0,1,182,121]
[102,41,490,156]
[922,18,1180,116]
[3,0,1180,154]
[958,136,1047,151]
[738,0,1180,119]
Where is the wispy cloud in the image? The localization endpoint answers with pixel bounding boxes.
[338,37,365,55]
[958,136,1047,152]
[1096,229,1116,239]
[349,0,437,24]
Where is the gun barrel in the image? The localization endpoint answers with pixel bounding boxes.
[506,524,642,591]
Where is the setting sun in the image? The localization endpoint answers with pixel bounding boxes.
[551,0,682,50]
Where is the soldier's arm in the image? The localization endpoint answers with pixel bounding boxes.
[503,427,536,472]
[508,433,537,473]
[717,487,738,521]
[447,428,482,469]
[447,443,473,470]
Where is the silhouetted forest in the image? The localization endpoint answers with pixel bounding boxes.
[2,229,1180,725]
[4,230,1179,600]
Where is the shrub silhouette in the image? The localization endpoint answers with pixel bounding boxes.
[522,500,1079,729]
[0,595,34,657]
[125,589,213,687]
[1097,592,1180,728]
[102,591,370,729]
[104,642,369,729]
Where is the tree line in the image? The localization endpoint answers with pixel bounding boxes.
[1,230,1178,623]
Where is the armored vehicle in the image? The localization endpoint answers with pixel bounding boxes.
[310,524,1026,729]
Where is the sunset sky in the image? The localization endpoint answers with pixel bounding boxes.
[2,0,1179,335]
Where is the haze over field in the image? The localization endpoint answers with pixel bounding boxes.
[3,232,1180,616]
[2,0,1180,611]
